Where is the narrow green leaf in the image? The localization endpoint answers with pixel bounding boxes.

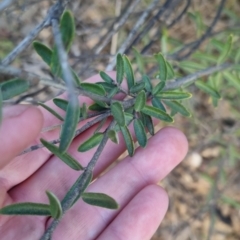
[114,113,134,132]
[142,75,152,92]
[46,191,62,219]
[134,90,146,112]
[59,98,80,153]
[38,102,64,121]
[120,126,134,157]
[116,53,124,85]
[72,69,81,86]
[88,103,108,111]
[132,47,145,75]
[152,81,165,95]
[166,61,175,79]
[111,101,125,127]
[223,71,240,92]
[154,53,167,82]
[78,132,104,152]
[81,103,87,119]
[96,82,116,92]
[179,60,205,72]
[94,118,107,134]
[123,55,135,89]
[141,105,173,122]
[107,87,119,98]
[81,83,106,96]
[152,98,166,112]
[33,41,52,66]
[100,71,114,84]
[50,47,61,76]
[143,113,154,136]
[0,202,50,216]
[156,91,192,100]
[133,119,147,148]
[60,10,75,51]
[130,81,145,94]
[218,35,233,64]
[164,100,191,117]
[40,139,83,170]
[82,192,119,209]
[0,79,29,100]
[195,81,221,99]
[107,130,119,144]
[53,98,69,111]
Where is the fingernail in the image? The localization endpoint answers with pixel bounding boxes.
[3,105,30,119]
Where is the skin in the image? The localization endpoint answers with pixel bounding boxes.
[0,73,188,240]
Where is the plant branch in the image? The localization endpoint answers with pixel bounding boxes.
[40,120,116,240]
[0,0,16,13]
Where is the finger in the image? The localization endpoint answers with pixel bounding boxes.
[42,127,188,239]
[0,105,43,169]
[98,185,168,240]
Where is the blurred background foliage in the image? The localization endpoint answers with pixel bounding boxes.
[0,0,240,239]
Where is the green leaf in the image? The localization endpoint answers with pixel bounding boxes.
[33,41,52,66]
[123,55,135,89]
[195,81,221,99]
[130,81,145,94]
[0,90,2,124]
[60,10,75,51]
[223,71,240,92]
[82,192,119,209]
[81,83,106,96]
[94,117,107,134]
[154,53,167,82]
[156,91,192,100]
[179,60,205,72]
[166,61,175,79]
[40,138,83,170]
[59,98,80,153]
[53,98,69,111]
[72,69,81,86]
[81,103,87,119]
[114,113,134,132]
[99,71,114,84]
[50,47,61,76]
[62,171,93,207]
[141,105,173,122]
[133,119,147,148]
[0,79,29,100]
[107,87,119,98]
[88,103,108,111]
[107,130,119,144]
[38,102,64,121]
[143,113,154,136]
[46,191,62,219]
[111,101,125,127]
[96,82,116,92]
[218,35,233,64]
[78,132,104,152]
[132,47,145,75]
[120,126,134,157]
[134,90,146,112]
[151,98,166,112]
[0,202,50,216]
[142,75,152,92]
[164,100,191,117]
[152,81,165,95]
[116,53,124,85]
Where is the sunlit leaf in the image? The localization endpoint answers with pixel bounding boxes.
[107,130,119,144]
[60,10,75,51]
[46,191,62,219]
[134,90,146,112]
[82,192,119,209]
[120,126,134,157]
[123,55,135,89]
[154,53,167,82]
[0,202,50,216]
[195,81,221,99]
[116,53,124,85]
[59,98,80,153]
[38,102,64,121]
[81,83,106,96]
[141,105,173,122]
[152,81,165,95]
[151,97,166,112]
[33,41,52,66]
[100,71,114,84]
[218,35,233,64]
[40,138,83,170]
[142,75,152,92]
[78,132,104,152]
[111,101,125,127]
[133,119,147,148]
[164,100,191,117]
[156,91,192,100]
[0,79,29,100]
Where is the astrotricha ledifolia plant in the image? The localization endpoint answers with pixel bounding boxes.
[0,9,233,240]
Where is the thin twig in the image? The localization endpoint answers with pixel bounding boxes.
[41,120,116,240]
[106,0,161,71]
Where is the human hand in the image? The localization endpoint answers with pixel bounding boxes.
[0,73,188,240]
